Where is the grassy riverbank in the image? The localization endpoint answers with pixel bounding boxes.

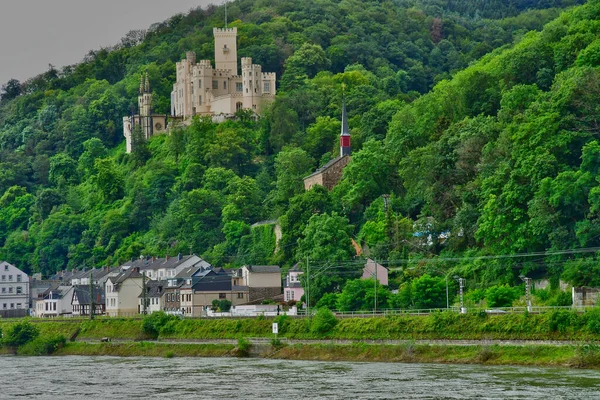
[3,309,600,341]
[41,341,600,369]
[2,310,600,368]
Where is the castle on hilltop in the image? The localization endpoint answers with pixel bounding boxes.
[123,27,277,153]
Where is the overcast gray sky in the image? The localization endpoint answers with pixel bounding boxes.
[0,0,216,86]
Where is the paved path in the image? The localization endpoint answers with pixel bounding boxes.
[79,338,593,346]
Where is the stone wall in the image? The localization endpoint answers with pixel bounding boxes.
[321,156,350,190]
[572,287,600,307]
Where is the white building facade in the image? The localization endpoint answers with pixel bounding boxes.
[0,261,30,316]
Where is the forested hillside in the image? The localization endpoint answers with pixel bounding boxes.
[0,0,596,307]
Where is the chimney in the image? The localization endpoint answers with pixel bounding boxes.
[152,256,156,262]
[166,254,169,261]
[178,253,182,261]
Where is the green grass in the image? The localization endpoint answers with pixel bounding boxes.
[55,342,235,357]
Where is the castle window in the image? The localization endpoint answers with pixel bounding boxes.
[212,80,218,90]
[264,82,271,93]
[236,82,243,92]
[199,96,202,105]
[223,81,227,90]
[198,80,202,89]
[236,102,243,111]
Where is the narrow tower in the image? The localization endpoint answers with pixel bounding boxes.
[213,27,238,74]
[138,71,153,139]
[340,97,351,157]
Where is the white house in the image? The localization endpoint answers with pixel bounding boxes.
[36,285,74,317]
[362,259,389,286]
[0,261,30,316]
[105,268,144,317]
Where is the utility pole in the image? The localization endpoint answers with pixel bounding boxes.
[520,275,532,312]
[374,258,378,315]
[89,270,94,320]
[306,256,310,320]
[455,276,466,314]
[445,275,449,310]
[142,272,148,315]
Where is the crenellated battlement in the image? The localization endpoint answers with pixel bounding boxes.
[213,27,237,34]
[197,59,212,68]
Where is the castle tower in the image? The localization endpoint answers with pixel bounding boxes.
[213,27,238,74]
[340,97,351,157]
[241,57,262,111]
[138,72,153,139]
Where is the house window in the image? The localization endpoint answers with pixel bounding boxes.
[219,293,226,299]
[4,265,8,271]
[212,80,218,89]
[53,303,56,311]
[223,81,227,90]
[236,82,243,92]
[1,275,4,281]
[1,288,4,293]
[8,275,12,281]
[10,303,14,309]
[16,275,21,282]
[45,303,49,311]
[237,293,244,299]
[16,287,22,294]
[8,287,13,293]
[16,303,21,309]
[264,82,270,93]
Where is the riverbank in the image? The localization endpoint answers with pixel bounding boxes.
[49,340,600,369]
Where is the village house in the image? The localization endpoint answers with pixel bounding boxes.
[190,269,248,317]
[138,280,165,314]
[237,265,282,303]
[120,254,209,281]
[0,261,30,317]
[36,285,74,317]
[72,285,105,317]
[284,264,304,303]
[105,268,145,317]
[362,259,389,286]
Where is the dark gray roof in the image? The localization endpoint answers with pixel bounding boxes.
[303,156,348,179]
[138,280,165,298]
[109,268,143,286]
[284,281,302,289]
[245,265,281,274]
[122,255,200,272]
[72,285,105,305]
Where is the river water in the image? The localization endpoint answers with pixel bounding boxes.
[2,356,600,399]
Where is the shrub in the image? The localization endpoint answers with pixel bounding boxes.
[211,299,220,311]
[486,285,519,308]
[3,321,39,348]
[219,299,232,312]
[141,312,177,338]
[18,335,66,356]
[311,308,338,334]
[274,314,290,334]
[236,337,251,357]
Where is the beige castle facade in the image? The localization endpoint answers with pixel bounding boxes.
[123,27,276,153]
[171,27,276,119]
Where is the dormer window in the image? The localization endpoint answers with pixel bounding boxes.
[223,44,229,53]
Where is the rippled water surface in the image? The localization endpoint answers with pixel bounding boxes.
[2,356,600,399]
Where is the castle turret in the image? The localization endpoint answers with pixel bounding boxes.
[242,57,262,111]
[214,27,238,74]
[340,97,351,157]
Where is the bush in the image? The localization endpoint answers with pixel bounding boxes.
[236,337,251,357]
[219,299,232,312]
[3,321,39,347]
[141,312,178,338]
[311,308,338,334]
[18,335,66,356]
[211,299,220,311]
[486,285,519,308]
[274,314,291,334]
